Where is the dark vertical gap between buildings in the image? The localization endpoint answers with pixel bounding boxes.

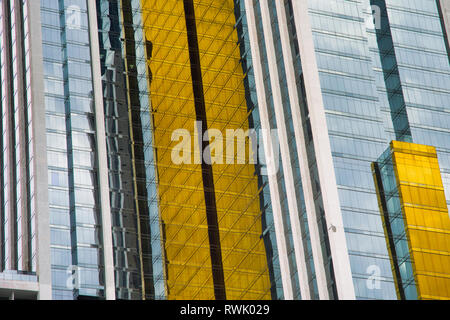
[183,0,227,300]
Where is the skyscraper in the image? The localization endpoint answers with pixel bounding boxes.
[0,0,449,300]
[141,0,273,300]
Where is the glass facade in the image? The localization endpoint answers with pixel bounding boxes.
[0,0,449,301]
[97,0,157,300]
[384,0,450,213]
[237,0,449,300]
[40,0,106,300]
[141,0,273,300]
[306,0,397,300]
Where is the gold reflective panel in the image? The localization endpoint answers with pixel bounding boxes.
[142,0,271,300]
[142,0,214,300]
[374,141,450,300]
[193,0,271,300]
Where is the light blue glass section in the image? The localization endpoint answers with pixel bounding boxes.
[383,0,450,214]
[307,0,397,300]
[41,0,104,300]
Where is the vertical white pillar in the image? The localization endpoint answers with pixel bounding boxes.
[86,0,116,300]
[27,0,52,300]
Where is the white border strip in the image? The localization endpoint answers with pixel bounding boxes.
[87,0,116,300]
[28,0,52,300]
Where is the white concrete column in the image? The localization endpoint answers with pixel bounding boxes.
[86,0,116,300]
[27,0,52,300]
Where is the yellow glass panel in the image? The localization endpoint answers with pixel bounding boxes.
[142,0,214,300]
[192,0,271,300]
[142,0,271,300]
[391,141,450,300]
